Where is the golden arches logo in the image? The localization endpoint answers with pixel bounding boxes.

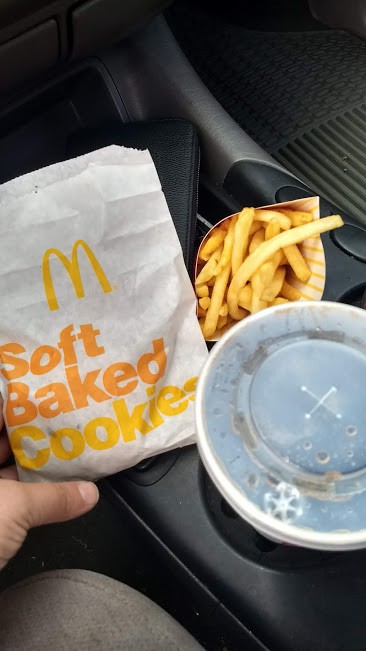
[42,240,112,311]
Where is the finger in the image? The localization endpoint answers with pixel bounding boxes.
[0,465,18,480]
[16,481,99,529]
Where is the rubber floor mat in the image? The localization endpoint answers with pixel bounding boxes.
[168,4,366,224]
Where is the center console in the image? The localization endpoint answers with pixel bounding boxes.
[105,169,366,651]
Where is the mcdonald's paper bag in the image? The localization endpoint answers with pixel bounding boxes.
[0,145,208,482]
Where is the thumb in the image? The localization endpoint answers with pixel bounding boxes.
[16,480,99,529]
[0,480,99,569]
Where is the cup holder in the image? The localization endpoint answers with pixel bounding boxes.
[220,498,239,520]
[200,466,339,568]
[254,532,278,553]
[339,283,366,309]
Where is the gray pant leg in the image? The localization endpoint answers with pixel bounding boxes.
[0,569,203,651]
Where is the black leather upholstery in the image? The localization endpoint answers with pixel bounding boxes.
[68,119,200,273]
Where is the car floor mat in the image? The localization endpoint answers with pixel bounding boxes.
[168,2,366,225]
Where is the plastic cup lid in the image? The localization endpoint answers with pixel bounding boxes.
[196,302,366,550]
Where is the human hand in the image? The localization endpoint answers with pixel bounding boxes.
[0,406,99,570]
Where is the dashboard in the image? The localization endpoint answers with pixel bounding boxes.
[0,0,170,95]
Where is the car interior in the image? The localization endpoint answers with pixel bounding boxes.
[1,0,366,649]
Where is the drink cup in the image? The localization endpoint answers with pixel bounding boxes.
[196,301,366,551]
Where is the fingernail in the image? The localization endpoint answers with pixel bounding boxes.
[77,482,99,506]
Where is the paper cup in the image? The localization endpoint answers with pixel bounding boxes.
[195,197,326,341]
[196,301,366,551]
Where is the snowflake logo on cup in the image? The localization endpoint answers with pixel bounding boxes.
[264,482,303,523]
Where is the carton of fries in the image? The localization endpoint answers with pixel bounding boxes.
[195,197,344,341]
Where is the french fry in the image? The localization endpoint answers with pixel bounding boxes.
[227,215,343,319]
[238,284,252,312]
[195,244,223,285]
[197,306,206,317]
[280,210,313,227]
[249,221,263,236]
[199,297,211,310]
[217,314,228,329]
[249,228,265,254]
[251,271,263,293]
[261,267,286,302]
[262,221,281,291]
[215,214,238,275]
[196,284,209,298]
[271,297,289,305]
[216,317,239,338]
[281,280,301,301]
[254,210,292,231]
[199,227,226,261]
[231,207,255,276]
[283,244,311,282]
[251,271,266,313]
[260,250,282,288]
[203,263,231,339]
[265,218,281,241]
[252,299,268,313]
[259,261,275,287]
[278,252,287,265]
[219,303,228,317]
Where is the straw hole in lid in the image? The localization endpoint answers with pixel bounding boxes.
[316,451,330,464]
[346,425,357,437]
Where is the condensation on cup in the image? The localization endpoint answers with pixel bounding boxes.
[196,301,366,551]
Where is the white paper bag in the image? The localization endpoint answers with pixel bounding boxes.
[0,146,208,482]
